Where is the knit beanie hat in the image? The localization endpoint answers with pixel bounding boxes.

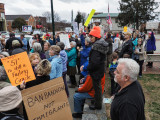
[89,26,101,38]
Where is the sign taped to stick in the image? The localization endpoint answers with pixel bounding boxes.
[21,77,73,120]
[1,52,35,86]
[84,9,96,27]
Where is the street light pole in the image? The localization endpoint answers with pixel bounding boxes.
[51,0,55,36]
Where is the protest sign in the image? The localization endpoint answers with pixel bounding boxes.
[59,34,71,49]
[79,23,84,32]
[22,25,32,32]
[84,9,96,27]
[21,77,73,120]
[123,26,127,32]
[1,52,35,86]
[146,22,159,29]
[73,22,79,35]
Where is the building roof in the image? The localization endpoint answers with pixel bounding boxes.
[93,13,119,18]
[5,15,32,20]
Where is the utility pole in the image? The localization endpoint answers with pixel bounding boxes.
[51,0,55,35]
[71,10,73,31]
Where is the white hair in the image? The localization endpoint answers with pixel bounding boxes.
[118,58,139,82]
[70,41,76,47]
[33,43,42,53]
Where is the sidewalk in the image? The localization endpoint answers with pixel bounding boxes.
[143,62,160,74]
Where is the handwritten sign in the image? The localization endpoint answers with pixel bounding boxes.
[1,52,35,86]
[73,22,79,35]
[84,9,96,27]
[21,77,73,120]
[59,34,71,49]
[146,22,159,29]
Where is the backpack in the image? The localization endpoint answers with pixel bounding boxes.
[109,62,118,72]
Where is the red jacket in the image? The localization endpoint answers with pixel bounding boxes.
[78,74,105,97]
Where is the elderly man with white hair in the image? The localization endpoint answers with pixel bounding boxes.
[110,58,145,120]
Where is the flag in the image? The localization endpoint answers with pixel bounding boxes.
[106,3,112,30]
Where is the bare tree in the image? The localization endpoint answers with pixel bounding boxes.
[42,11,61,23]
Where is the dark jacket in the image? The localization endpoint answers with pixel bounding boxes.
[105,38,113,55]
[110,81,145,120]
[5,37,23,51]
[11,48,25,55]
[119,39,133,58]
[25,75,50,89]
[88,38,108,80]
[0,108,24,120]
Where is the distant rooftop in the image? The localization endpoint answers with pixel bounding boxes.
[5,15,32,20]
[93,13,119,18]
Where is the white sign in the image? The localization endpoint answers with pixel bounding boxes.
[79,23,84,32]
[65,27,72,33]
[73,22,79,35]
[59,34,71,49]
[22,26,32,32]
[146,22,159,29]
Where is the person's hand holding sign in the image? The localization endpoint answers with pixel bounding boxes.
[20,80,26,89]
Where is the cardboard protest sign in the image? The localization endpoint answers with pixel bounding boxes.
[21,77,73,120]
[59,34,71,49]
[79,23,84,32]
[84,9,96,27]
[1,52,35,86]
[146,22,159,29]
[73,22,79,35]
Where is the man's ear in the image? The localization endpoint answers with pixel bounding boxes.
[124,75,130,82]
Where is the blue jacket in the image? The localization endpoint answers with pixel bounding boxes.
[80,46,91,66]
[66,47,77,67]
[80,34,85,48]
[49,55,63,80]
[81,60,89,77]
[146,32,156,51]
[22,38,28,50]
[60,50,68,72]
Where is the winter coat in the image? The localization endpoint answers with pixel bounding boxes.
[49,55,63,80]
[88,38,108,80]
[21,38,28,51]
[78,75,105,97]
[60,50,68,72]
[11,48,25,55]
[80,34,85,48]
[119,39,133,58]
[66,47,77,67]
[26,75,50,89]
[105,38,113,55]
[81,60,89,77]
[80,45,91,66]
[146,32,156,52]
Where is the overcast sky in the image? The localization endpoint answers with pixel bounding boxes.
[1,0,160,22]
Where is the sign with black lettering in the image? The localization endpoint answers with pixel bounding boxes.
[1,52,36,86]
[21,77,73,120]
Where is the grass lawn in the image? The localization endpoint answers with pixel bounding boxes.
[104,74,160,120]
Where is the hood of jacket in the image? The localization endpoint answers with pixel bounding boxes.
[92,38,108,55]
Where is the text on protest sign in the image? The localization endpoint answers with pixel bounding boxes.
[84,9,96,27]
[1,52,36,86]
[59,34,71,49]
[21,77,73,120]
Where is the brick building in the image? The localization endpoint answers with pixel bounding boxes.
[5,15,36,32]
[34,16,47,29]
[0,3,6,31]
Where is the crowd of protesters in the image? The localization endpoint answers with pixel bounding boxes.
[0,19,156,119]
